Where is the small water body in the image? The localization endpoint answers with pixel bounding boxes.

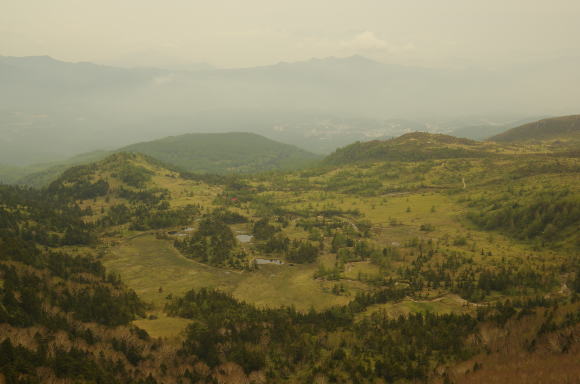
[255,258,283,265]
[236,234,253,243]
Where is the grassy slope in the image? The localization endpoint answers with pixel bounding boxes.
[0,150,110,186]
[3,129,578,382]
[489,114,580,144]
[324,132,497,165]
[358,293,473,321]
[52,135,578,340]
[258,153,578,297]
[98,148,575,311]
[104,234,352,337]
[57,153,345,336]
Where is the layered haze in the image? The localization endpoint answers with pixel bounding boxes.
[1,54,578,165]
[1,1,579,164]
[1,3,580,383]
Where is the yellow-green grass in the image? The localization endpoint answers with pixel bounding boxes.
[104,235,356,314]
[77,155,223,223]
[231,264,352,310]
[282,222,311,241]
[104,235,245,308]
[277,189,527,254]
[133,313,191,339]
[318,253,337,269]
[316,190,560,267]
[92,154,575,334]
[343,261,381,280]
[358,294,472,321]
[270,184,569,300]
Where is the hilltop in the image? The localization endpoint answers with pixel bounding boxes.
[46,152,223,229]
[117,132,320,174]
[489,114,580,144]
[449,116,550,140]
[324,132,493,165]
[1,132,320,186]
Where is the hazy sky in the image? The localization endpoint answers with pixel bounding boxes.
[2,0,580,69]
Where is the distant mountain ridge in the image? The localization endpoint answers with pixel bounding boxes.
[2,54,580,164]
[489,115,580,143]
[449,116,551,141]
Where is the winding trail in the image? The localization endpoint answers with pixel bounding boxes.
[407,293,486,308]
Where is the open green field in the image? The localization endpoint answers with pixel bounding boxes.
[95,151,575,339]
[358,293,473,321]
[132,314,192,339]
[269,189,551,267]
[104,234,357,336]
[105,234,244,307]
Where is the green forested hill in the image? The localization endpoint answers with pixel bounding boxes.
[489,114,580,144]
[1,132,320,186]
[324,132,493,165]
[0,150,110,186]
[118,132,321,174]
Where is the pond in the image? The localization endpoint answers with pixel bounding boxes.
[236,234,253,243]
[255,258,283,265]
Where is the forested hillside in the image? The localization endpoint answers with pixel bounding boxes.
[0,133,319,187]
[3,1,580,381]
[1,131,579,383]
[0,184,186,383]
[118,132,321,174]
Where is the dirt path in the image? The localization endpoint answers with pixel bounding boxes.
[558,282,570,295]
[407,293,486,307]
[339,216,360,233]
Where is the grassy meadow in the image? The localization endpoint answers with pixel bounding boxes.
[104,234,356,336]
[68,144,577,340]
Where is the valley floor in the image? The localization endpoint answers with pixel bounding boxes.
[105,234,354,337]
